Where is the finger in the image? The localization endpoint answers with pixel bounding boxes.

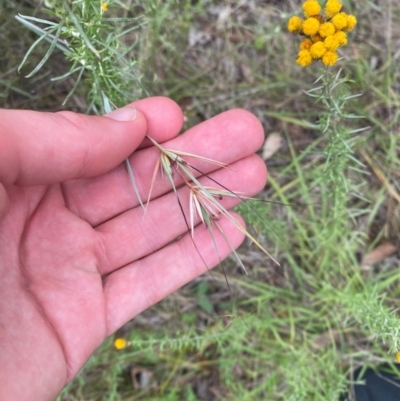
[0,106,145,186]
[0,97,183,186]
[131,97,184,149]
[95,154,266,275]
[0,184,9,221]
[65,109,264,226]
[104,213,245,334]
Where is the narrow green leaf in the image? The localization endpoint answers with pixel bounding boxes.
[18,26,57,73]
[15,15,71,55]
[102,93,112,113]
[102,93,144,210]
[62,66,85,105]
[17,14,58,26]
[51,66,83,82]
[25,23,64,78]
[0,79,35,99]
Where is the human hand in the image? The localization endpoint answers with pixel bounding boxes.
[0,97,266,401]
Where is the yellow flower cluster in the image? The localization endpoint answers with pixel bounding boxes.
[288,0,357,67]
[114,338,128,350]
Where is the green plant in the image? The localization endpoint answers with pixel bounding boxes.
[17,1,276,278]
[3,0,400,399]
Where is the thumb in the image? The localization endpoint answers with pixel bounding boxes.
[0,106,147,186]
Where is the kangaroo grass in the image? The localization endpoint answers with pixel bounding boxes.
[145,136,279,268]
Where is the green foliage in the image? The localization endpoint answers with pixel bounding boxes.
[18,0,146,112]
[3,0,400,399]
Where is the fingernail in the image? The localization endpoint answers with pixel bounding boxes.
[105,107,137,122]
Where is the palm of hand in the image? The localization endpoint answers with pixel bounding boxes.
[0,104,265,401]
[3,183,104,385]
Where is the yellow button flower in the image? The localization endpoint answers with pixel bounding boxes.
[300,38,313,50]
[346,15,357,31]
[287,0,356,68]
[114,338,128,350]
[302,17,320,36]
[101,1,108,12]
[325,0,342,18]
[324,35,340,51]
[319,22,336,38]
[310,41,327,59]
[302,0,321,17]
[288,16,303,32]
[297,50,313,67]
[334,31,348,46]
[332,13,348,30]
[322,50,338,66]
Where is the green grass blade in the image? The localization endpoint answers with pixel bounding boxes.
[24,23,64,78]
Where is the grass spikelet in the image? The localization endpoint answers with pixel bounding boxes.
[144,136,279,268]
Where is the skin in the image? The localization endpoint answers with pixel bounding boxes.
[0,97,267,401]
